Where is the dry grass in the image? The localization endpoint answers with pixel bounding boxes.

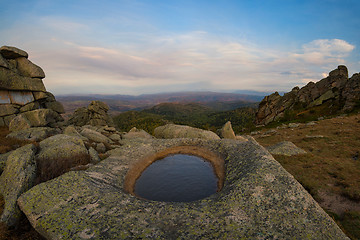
[0,127,34,154]
[35,153,91,184]
[254,112,360,239]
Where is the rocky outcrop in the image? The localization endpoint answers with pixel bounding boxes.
[154,124,220,140]
[217,121,236,139]
[0,46,64,127]
[0,144,37,227]
[122,127,154,139]
[67,101,115,127]
[256,65,360,125]
[18,138,347,239]
[266,141,307,156]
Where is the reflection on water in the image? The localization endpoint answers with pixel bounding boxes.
[135,154,218,202]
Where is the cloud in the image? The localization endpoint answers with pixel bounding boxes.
[37,36,356,94]
[1,16,356,94]
[292,39,355,65]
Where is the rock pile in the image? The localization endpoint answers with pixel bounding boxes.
[67,100,115,127]
[0,46,64,127]
[256,65,360,125]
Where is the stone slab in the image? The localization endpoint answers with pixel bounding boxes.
[0,68,46,91]
[0,90,11,104]
[0,46,28,59]
[9,91,34,105]
[18,139,347,239]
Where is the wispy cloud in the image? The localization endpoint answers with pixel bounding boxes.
[0,16,356,94]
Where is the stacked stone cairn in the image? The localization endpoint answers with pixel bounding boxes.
[0,46,65,127]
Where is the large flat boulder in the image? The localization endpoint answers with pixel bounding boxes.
[0,144,36,227]
[0,46,28,59]
[266,141,307,156]
[16,57,45,78]
[154,124,220,140]
[18,138,347,239]
[0,67,46,91]
[80,128,112,144]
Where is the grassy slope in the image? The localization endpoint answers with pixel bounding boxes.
[253,113,360,239]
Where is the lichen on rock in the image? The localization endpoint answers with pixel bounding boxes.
[18,138,347,239]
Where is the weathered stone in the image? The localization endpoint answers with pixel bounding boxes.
[68,101,114,127]
[154,124,220,140]
[8,114,31,131]
[96,142,106,153]
[123,127,153,139]
[18,139,347,239]
[19,101,40,112]
[0,68,46,91]
[88,147,101,164]
[217,121,236,139]
[32,91,48,100]
[0,144,36,227]
[266,141,307,156]
[109,133,121,142]
[0,54,9,68]
[45,101,65,114]
[37,134,88,162]
[63,125,87,141]
[0,152,11,174]
[0,90,11,104]
[80,128,112,144]
[3,114,16,126]
[310,89,336,107]
[288,123,300,128]
[9,109,63,132]
[67,107,89,126]
[88,100,109,112]
[7,127,59,141]
[0,104,19,116]
[0,117,5,127]
[9,91,34,105]
[235,135,248,141]
[16,57,45,78]
[0,46,28,59]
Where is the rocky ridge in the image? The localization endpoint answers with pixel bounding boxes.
[256,65,360,125]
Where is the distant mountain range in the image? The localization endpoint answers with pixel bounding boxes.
[57,91,265,115]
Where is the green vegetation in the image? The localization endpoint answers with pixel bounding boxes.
[113,102,257,134]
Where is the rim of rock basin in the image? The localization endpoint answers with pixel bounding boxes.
[124,145,225,199]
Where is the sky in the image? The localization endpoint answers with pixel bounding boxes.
[1,0,360,95]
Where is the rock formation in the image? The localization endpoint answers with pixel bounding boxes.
[67,100,115,127]
[256,65,360,125]
[0,46,64,127]
[18,138,347,239]
[266,141,307,156]
[154,123,220,140]
[217,121,236,139]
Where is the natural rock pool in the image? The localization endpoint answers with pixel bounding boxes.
[134,154,218,202]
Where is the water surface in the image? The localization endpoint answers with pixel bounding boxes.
[134,154,218,202]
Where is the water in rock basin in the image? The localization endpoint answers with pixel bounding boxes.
[134,154,218,202]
